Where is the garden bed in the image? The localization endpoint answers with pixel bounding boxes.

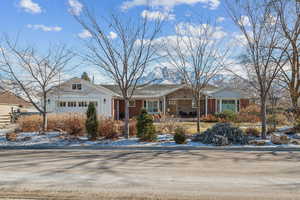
[1,130,300,148]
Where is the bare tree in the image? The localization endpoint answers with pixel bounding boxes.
[270,0,300,119]
[226,0,287,138]
[73,8,163,138]
[0,38,74,132]
[163,20,229,133]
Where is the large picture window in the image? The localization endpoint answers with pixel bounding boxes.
[222,100,236,112]
[147,100,159,113]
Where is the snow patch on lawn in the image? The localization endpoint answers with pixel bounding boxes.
[1,132,300,148]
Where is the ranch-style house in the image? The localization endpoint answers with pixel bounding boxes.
[46,77,250,119]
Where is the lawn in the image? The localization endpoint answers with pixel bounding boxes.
[154,121,215,134]
[154,121,278,135]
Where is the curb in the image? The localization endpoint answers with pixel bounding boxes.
[1,145,300,151]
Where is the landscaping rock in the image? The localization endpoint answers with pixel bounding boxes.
[212,135,228,146]
[271,133,290,145]
[5,132,17,142]
[290,139,300,145]
[277,126,293,133]
[192,123,249,145]
[18,136,31,142]
[249,140,267,146]
[293,133,300,139]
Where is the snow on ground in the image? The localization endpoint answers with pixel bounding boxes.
[0,131,300,148]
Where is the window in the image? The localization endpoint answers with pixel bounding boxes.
[59,101,66,107]
[237,100,240,112]
[147,100,159,113]
[159,101,163,112]
[68,101,77,107]
[72,83,82,90]
[78,101,88,107]
[221,100,236,112]
[168,100,176,105]
[129,100,136,107]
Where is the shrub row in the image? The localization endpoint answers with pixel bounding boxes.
[200,104,288,125]
[18,114,137,139]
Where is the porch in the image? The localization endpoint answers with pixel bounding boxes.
[163,98,240,117]
[113,97,246,120]
[142,97,241,117]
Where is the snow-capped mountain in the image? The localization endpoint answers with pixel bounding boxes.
[139,66,181,84]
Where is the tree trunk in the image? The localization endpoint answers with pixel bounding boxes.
[290,92,300,120]
[260,99,267,139]
[196,106,201,133]
[42,94,48,133]
[42,112,47,133]
[124,99,130,139]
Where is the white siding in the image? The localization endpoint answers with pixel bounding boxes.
[47,95,112,117]
[45,78,114,117]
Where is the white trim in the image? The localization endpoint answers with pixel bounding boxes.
[163,96,166,115]
[235,99,238,112]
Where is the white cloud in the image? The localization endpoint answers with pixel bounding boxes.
[141,10,175,20]
[78,29,92,38]
[27,24,62,32]
[108,31,118,39]
[68,0,83,16]
[19,0,42,14]
[216,17,225,23]
[230,32,254,47]
[175,22,227,39]
[121,0,220,11]
[238,16,250,26]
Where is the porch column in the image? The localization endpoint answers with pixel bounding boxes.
[235,99,238,112]
[219,98,222,112]
[163,96,166,115]
[205,96,208,116]
[112,98,115,119]
[116,100,120,120]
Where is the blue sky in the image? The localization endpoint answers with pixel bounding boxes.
[0,0,241,83]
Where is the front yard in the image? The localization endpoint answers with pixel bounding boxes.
[1,124,300,148]
[1,109,298,148]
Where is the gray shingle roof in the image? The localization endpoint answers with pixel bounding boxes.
[100,84,218,98]
[100,84,183,98]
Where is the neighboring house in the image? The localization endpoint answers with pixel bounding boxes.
[0,88,33,115]
[46,77,250,119]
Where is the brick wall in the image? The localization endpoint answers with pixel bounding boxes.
[113,99,143,119]
[208,99,216,114]
[240,99,250,109]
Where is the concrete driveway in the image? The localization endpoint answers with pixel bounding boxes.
[0,150,300,200]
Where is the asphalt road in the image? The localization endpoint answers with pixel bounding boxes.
[0,150,300,200]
